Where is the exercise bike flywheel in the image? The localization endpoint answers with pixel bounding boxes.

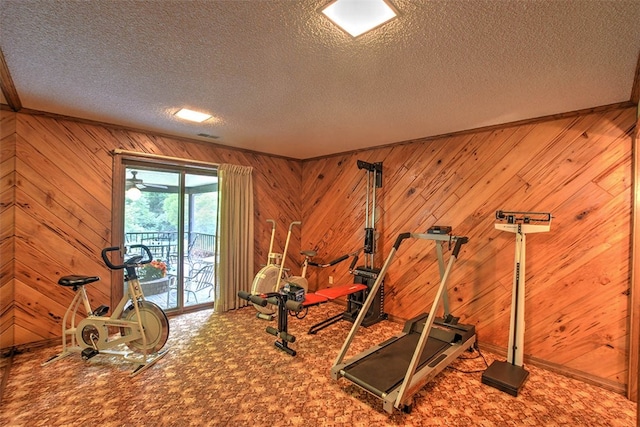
[120,301,170,353]
[251,265,280,315]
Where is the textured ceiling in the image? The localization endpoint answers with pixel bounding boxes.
[1,0,639,159]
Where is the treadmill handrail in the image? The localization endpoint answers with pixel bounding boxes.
[394,237,467,409]
[332,233,401,367]
[332,231,468,372]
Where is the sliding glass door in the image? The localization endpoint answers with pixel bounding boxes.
[182,172,218,308]
[123,164,218,312]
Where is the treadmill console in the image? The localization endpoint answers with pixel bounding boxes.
[427,225,452,235]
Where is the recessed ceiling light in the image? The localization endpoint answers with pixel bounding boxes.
[175,108,212,123]
[321,0,398,38]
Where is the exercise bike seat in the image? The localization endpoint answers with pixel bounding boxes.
[58,275,100,287]
[301,250,317,257]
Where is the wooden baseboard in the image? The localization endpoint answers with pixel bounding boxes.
[0,337,60,357]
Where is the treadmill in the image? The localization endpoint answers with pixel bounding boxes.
[331,227,476,414]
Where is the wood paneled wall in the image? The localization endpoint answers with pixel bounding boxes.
[1,105,637,395]
[0,110,301,349]
[0,110,16,350]
[301,106,637,392]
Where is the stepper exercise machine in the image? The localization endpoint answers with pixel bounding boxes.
[331,226,476,414]
[481,210,552,396]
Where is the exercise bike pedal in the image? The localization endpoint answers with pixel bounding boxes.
[81,348,99,360]
[94,305,109,316]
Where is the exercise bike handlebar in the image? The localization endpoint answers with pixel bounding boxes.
[289,220,302,231]
[308,254,348,268]
[101,245,153,270]
[307,250,360,271]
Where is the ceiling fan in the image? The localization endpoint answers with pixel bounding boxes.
[126,171,168,190]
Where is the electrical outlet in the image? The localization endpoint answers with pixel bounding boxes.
[329,276,334,284]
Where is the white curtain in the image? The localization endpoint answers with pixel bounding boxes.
[215,164,254,312]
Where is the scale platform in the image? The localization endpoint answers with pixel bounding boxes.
[481,360,529,397]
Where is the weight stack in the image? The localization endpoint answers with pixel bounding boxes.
[346,266,388,327]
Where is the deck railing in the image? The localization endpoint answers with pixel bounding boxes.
[125,231,216,262]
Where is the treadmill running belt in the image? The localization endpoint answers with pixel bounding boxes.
[342,334,450,397]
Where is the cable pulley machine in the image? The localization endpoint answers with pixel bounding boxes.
[348,160,387,327]
[481,210,552,396]
[358,159,382,267]
[307,160,388,334]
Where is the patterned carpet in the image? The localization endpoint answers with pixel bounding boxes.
[0,304,637,426]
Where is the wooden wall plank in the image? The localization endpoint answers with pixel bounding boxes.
[15,134,111,227]
[0,108,15,352]
[17,115,112,207]
[14,212,108,293]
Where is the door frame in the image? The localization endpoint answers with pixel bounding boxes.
[111,150,219,312]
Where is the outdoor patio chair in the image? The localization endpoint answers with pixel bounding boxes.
[166,235,203,273]
[166,275,177,307]
[185,263,214,303]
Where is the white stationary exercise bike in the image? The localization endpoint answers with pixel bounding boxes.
[251,220,313,318]
[251,219,284,317]
[43,244,170,376]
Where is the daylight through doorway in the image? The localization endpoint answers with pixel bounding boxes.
[123,165,218,312]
